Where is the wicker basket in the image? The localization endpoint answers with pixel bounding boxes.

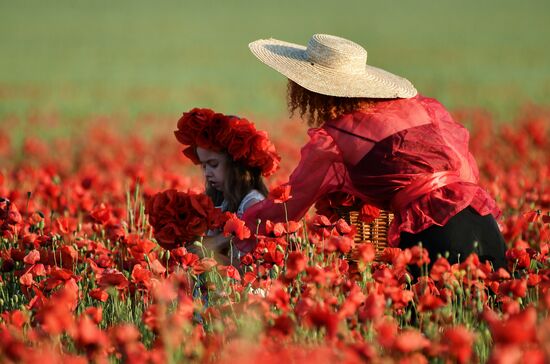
[337,208,394,259]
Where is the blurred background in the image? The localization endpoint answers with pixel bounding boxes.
[1,0,549,143]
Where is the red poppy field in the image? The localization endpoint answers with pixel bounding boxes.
[0,105,549,363]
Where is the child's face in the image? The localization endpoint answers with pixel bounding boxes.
[196,147,229,193]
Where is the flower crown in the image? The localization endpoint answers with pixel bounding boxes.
[174,108,280,177]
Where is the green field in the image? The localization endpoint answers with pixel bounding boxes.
[1,0,549,133]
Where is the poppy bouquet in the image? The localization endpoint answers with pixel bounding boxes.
[145,189,223,249]
[174,108,281,177]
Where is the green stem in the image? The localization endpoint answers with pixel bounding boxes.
[229,237,234,266]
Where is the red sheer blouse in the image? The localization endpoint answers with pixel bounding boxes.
[238,95,500,252]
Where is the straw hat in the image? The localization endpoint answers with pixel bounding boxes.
[249,34,417,98]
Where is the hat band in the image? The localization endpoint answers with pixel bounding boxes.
[306,39,367,74]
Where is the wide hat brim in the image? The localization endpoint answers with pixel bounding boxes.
[249,37,417,99]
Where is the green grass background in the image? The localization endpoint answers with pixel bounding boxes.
[1,0,549,136]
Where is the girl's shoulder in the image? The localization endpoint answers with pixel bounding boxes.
[237,189,266,217]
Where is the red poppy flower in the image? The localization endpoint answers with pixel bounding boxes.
[501,297,521,315]
[269,184,292,204]
[285,251,308,279]
[334,219,352,235]
[240,253,254,266]
[131,264,152,288]
[409,245,430,267]
[84,307,103,325]
[265,220,286,237]
[35,282,79,335]
[442,326,475,364]
[73,315,108,353]
[306,303,340,339]
[89,288,109,303]
[0,199,22,235]
[417,292,445,312]
[430,257,452,281]
[23,249,40,265]
[263,239,286,266]
[55,216,77,235]
[505,248,531,269]
[309,214,333,238]
[226,120,257,159]
[339,283,366,318]
[2,310,27,330]
[376,319,398,349]
[487,306,537,345]
[223,214,251,240]
[19,272,34,287]
[269,314,294,337]
[174,108,215,145]
[267,281,290,311]
[527,273,541,286]
[192,257,218,275]
[498,279,527,298]
[218,265,241,281]
[379,247,402,265]
[97,269,129,290]
[355,243,376,264]
[149,259,166,276]
[336,236,354,254]
[89,203,113,225]
[358,204,381,224]
[358,291,385,322]
[393,329,430,353]
[488,267,511,281]
[151,279,178,303]
[242,271,256,285]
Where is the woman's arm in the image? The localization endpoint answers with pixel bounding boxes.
[238,128,348,251]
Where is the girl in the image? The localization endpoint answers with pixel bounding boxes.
[174,108,280,266]
[240,34,508,272]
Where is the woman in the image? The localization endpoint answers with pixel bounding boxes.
[239,34,508,270]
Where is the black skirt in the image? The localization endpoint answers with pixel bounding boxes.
[399,206,508,275]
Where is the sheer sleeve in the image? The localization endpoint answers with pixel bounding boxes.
[235,128,349,252]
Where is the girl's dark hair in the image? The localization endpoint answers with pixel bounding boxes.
[205,156,268,213]
[287,79,380,127]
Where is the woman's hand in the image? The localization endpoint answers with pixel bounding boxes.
[185,244,204,257]
[202,234,230,254]
[186,234,231,262]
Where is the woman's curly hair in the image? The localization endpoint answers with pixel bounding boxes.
[287,80,380,127]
